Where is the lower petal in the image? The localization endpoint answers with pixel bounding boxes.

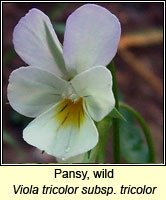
[56,153,85,163]
[23,99,98,160]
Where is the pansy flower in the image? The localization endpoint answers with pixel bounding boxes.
[7,4,121,161]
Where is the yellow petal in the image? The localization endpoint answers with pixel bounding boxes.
[55,98,85,130]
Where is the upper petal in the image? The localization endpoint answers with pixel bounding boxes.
[7,66,69,118]
[23,101,98,160]
[63,4,121,76]
[13,8,67,78]
[71,66,115,121]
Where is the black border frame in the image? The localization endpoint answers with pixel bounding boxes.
[1,0,165,167]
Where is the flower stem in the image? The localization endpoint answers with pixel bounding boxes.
[119,102,155,163]
[108,61,120,163]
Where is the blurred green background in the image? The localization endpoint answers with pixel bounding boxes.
[2,2,164,164]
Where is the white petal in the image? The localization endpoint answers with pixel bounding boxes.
[7,66,69,118]
[56,153,85,163]
[23,101,98,160]
[13,8,67,78]
[71,66,115,121]
[63,4,121,76]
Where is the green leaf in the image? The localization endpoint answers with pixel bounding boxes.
[82,113,113,164]
[3,49,16,66]
[109,108,126,121]
[82,148,97,163]
[9,110,31,127]
[119,107,149,163]
[107,61,120,163]
[3,130,18,148]
[53,23,65,34]
[119,103,155,163]
[48,3,68,21]
[3,130,26,160]
[95,114,112,163]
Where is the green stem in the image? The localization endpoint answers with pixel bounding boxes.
[108,61,120,163]
[119,102,155,163]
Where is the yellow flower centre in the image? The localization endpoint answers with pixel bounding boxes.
[55,98,85,130]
